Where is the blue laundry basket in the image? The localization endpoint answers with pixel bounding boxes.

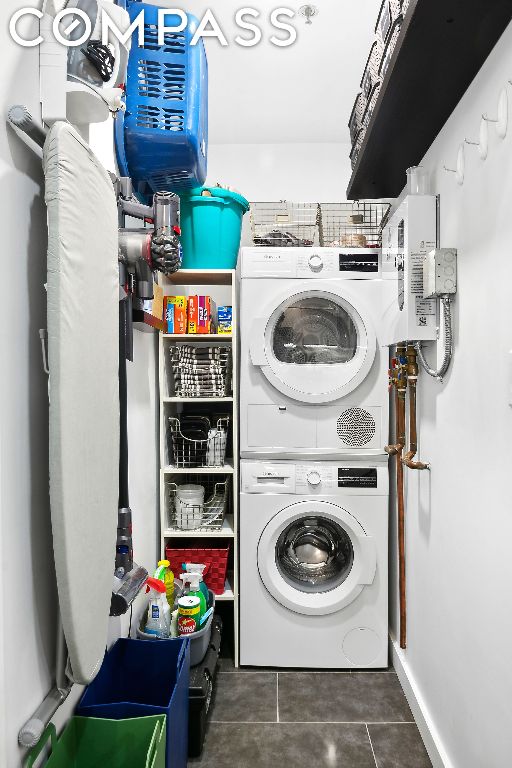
[115,0,208,204]
[77,638,190,768]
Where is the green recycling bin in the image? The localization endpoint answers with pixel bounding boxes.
[24,716,166,768]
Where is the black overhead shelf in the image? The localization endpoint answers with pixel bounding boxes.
[347,0,512,200]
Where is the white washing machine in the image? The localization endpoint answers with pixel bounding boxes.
[240,247,393,460]
[240,459,388,668]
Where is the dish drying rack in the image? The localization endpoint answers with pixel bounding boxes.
[169,344,232,398]
[168,415,230,468]
[167,477,229,532]
[250,201,390,248]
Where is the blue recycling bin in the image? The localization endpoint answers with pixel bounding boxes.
[77,638,190,768]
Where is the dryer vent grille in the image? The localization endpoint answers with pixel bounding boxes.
[337,408,376,447]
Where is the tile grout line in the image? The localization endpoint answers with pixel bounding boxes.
[276,672,279,723]
[209,721,416,725]
[217,670,396,675]
[366,724,379,768]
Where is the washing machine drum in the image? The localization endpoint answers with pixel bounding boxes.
[258,501,377,616]
[276,517,354,593]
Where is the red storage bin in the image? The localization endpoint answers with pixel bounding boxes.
[165,546,230,595]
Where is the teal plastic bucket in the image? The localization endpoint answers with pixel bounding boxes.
[179,187,250,269]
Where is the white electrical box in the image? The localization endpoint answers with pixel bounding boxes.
[381,195,438,345]
[423,248,457,298]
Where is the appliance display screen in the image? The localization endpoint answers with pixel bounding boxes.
[338,468,378,488]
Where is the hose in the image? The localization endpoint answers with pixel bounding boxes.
[415,296,453,382]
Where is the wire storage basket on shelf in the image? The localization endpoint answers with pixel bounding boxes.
[168,415,229,468]
[167,476,229,532]
[319,202,390,248]
[250,201,321,247]
[169,345,232,398]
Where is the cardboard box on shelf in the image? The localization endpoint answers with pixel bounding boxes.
[165,296,187,334]
[217,305,232,335]
[188,295,217,334]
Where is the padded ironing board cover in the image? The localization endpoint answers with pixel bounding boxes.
[43,122,119,685]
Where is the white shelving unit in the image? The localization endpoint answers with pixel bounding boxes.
[158,269,239,664]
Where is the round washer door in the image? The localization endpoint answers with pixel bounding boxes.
[249,285,376,404]
[257,500,377,616]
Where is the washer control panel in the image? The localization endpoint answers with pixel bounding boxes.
[296,464,337,492]
[240,248,381,279]
[242,462,385,494]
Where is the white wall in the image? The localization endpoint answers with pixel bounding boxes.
[207,142,352,201]
[389,21,512,768]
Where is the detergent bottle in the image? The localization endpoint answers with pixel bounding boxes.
[154,559,175,609]
[183,563,209,607]
[181,572,207,619]
[145,577,170,638]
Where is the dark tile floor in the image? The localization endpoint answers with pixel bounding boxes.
[189,658,433,767]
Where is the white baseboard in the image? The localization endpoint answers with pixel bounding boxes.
[390,637,455,768]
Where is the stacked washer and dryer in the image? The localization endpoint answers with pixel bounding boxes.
[239,245,393,668]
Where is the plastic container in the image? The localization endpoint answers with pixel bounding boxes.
[179,187,250,269]
[145,577,170,638]
[137,591,216,667]
[175,484,205,529]
[165,547,230,595]
[114,1,208,204]
[77,638,190,768]
[407,166,430,195]
[24,716,166,768]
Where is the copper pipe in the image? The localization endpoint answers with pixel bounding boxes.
[384,386,401,456]
[396,378,407,649]
[385,345,408,649]
[402,346,430,471]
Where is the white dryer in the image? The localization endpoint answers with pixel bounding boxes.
[239,460,388,668]
[240,247,393,460]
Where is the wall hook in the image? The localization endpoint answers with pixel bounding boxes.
[464,138,479,146]
[482,113,498,122]
[443,165,457,173]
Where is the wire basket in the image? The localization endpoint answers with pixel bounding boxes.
[375,0,402,45]
[379,17,403,79]
[168,415,229,468]
[362,82,382,129]
[349,92,365,147]
[319,202,391,248]
[167,476,229,532]
[360,39,384,103]
[169,345,232,398]
[250,201,322,247]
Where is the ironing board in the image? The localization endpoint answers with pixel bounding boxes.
[43,122,119,684]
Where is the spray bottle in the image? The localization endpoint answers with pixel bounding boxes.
[153,559,175,609]
[181,572,207,619]
[182,563,209,607]
[145,577,170,638]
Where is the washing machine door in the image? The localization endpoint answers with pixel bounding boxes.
[249,283,376,404]
[257,500,377,616]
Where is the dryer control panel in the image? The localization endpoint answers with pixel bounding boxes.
[241,461,386,495]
